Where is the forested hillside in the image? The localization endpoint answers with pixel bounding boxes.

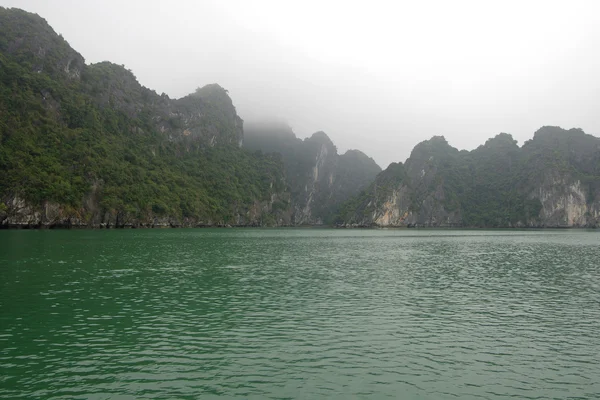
[1,7,598,229]
[0,8,290,227]
[337,127,600,227]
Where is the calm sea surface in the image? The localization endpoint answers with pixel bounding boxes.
[1,229,599,399]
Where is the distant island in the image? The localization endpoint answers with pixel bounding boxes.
[1,7,599,228]
[335,128,599,228]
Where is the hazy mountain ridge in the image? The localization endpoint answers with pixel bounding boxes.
[0,8,380,228]
[1,8,598,229]
[0,8,290,227]
[337,127,600,228]
[244,121,382,224]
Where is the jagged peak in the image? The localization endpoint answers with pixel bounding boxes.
[489,132,516,142]
[382,161,405,173]
[342,149,368,158]
[302,131,338,158]
[526,126,598,149]
[409,135,457,159]
[373,161,407,186]
[478,132,519,150]
[340,150,381,169]
[190,84,231,102]
[0,7,54,38]
[192,83,227,95]
[533,126,570,138]
[0,7,84,79]
[414,135,451,149]
[531,126,593,141]
[307,131,334,145]
[178,84,237,114]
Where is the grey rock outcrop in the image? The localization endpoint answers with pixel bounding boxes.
[244,122,381,224]
[341,127,600,228]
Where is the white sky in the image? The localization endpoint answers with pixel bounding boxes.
[3,0,600,167]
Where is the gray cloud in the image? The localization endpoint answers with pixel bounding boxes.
[3,0,600,168]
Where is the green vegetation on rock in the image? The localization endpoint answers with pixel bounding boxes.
[0,7,288,227]
[338,128,600,228]
[2,7,598,229]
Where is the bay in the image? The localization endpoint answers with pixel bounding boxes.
[1,229,599,399]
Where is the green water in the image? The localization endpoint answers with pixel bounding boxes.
[1,229,599,399]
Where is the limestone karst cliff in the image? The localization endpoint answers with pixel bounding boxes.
[0,8,380,228]
[0,8,289,227]
[338,127,600,228]
[243,121,382,224]
[1,8,598,229]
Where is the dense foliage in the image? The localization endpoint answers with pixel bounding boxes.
[2,8,597,228]
[0,8,287,226]
[338,128,600,227]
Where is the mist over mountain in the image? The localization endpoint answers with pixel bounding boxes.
[0,8,379,227]
[2,0,599,169]
[336,127,600,228]
[244,120,381,224]
[1,7,599,229]
[0,8,289,227]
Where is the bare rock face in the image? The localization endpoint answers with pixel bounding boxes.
[370,185,413,226]
[293,132,338,225]
[0,8,291,228]
[244,123,382,225]
[341,127,600,228]
[2,9,598,229]
[1,196,83,228]
[522,127,600,227]
[529,171,600,227]
[170,85,244,148]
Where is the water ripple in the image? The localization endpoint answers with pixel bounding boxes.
[1,229,599,399]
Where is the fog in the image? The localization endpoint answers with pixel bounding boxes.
[4,0,600,168]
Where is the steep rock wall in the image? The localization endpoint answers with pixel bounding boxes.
[341,128,600,228]
[244,124,381,225]
[533,173,600,227]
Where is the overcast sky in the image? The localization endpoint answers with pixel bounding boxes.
[3,0,600,168]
